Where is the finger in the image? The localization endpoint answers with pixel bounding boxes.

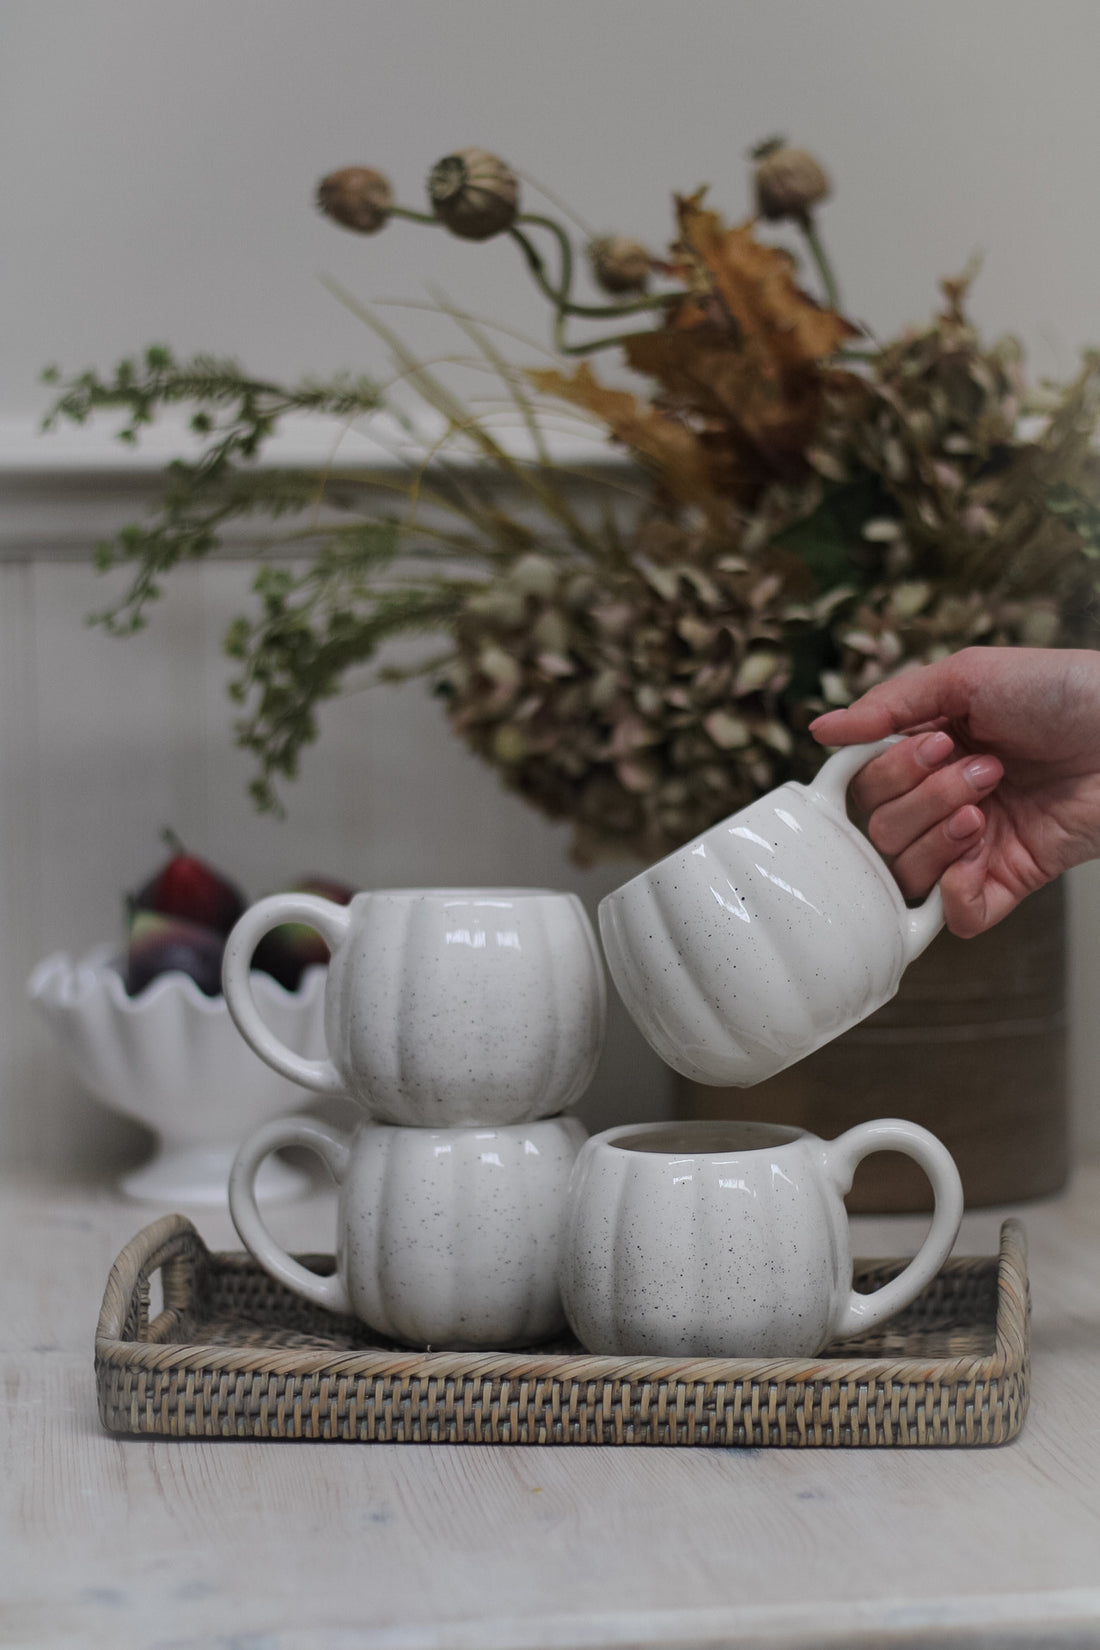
[938,846,1023,938]
[849,730,956,813]
[888,805,986,900]
[862,753,1003,857]
[810,701,901,744]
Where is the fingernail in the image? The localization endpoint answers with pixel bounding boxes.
[916,731,953,768]
[964,756,1000,789]
[945,806,983,841]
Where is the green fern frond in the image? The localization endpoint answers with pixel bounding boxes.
[42,344,381,444]
[226,544,467,812]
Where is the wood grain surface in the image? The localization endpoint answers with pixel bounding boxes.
[2,1164,1098,1648]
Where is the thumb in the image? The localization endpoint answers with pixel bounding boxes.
[939,844,1018,937]
[810,663,971,746]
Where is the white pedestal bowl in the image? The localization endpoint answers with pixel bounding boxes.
[28,946,330,1206]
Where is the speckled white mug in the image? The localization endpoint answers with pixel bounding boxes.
[598,739,944,1088]
[230,1112,588,1349]
[559,1118,964,1358]
[222,887,606,1126]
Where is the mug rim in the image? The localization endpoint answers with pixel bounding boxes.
[594,1119,808,1157]
[350,1113,589,1146]
[359,886,569,901]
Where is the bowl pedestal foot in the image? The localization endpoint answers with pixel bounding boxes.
[120,1139,311,1206]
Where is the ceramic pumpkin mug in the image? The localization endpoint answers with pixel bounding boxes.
[558,1117,964,1359]
[597,738,944,1088]
[229,1112,587,1349]
[222,887,606,1127]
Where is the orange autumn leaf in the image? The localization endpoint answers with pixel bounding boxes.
[624,327,827,469]
[619,197,862,475]
[528,363,722,513]
[668,195,859,366]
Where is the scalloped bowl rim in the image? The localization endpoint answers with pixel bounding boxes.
[27,943,328,1016]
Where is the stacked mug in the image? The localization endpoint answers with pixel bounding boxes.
[223,887,607,1350]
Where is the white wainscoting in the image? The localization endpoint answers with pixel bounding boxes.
[3,457,1098,1178]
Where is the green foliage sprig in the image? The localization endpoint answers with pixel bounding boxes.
[43,338,618,817]
[224,537,473,809]
[43,346,385,635]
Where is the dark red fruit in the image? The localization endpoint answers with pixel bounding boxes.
[252,876,356,991]
[124,909,226,997]
[131,830,246,937]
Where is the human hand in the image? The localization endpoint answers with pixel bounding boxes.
[809,646,1100,936]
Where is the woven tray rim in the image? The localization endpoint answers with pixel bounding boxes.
[95,1213,1029,1389]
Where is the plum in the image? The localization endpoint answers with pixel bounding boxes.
[124,909,226,997]
[131,831,246,937]
[251,876,356,991]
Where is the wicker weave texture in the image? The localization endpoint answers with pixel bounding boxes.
[95,1216,1029,1448]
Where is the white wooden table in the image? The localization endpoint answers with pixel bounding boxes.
[3,1160,1099,1650]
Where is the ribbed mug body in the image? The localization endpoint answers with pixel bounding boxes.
[339,1114,587,1347]
[559,1121,851,1358]
[599,780,913,1087]
[325,888,606,1124]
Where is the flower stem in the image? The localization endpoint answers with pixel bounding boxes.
[508,223,572,308]
[799,214,841,312]
[514,214,574,303]
[553,320,660,357]
[514,223,677,320]
[373,203,681,356]
[389,205,441,228]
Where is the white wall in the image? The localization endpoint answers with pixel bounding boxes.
[3,0,1100,1173]
[4,0,1100,415]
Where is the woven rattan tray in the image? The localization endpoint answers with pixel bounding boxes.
[95,1213,1029,1447]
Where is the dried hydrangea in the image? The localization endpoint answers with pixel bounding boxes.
[434,531,827,863]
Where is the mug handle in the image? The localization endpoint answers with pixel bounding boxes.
[222,893,352,1097]
[823,1118,965,1340]
[810,737,944,964]
[228,1115,354,1314]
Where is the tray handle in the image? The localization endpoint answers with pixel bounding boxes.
[993,1216,1030,1372]
[94,1211,205,1349]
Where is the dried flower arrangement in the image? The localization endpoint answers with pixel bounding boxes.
[43,142,1100,863]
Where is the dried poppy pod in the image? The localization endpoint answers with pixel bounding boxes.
[316,167,393,234]
[752,142,830,223]
[588,235,652,295]
[427,147,519,240]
